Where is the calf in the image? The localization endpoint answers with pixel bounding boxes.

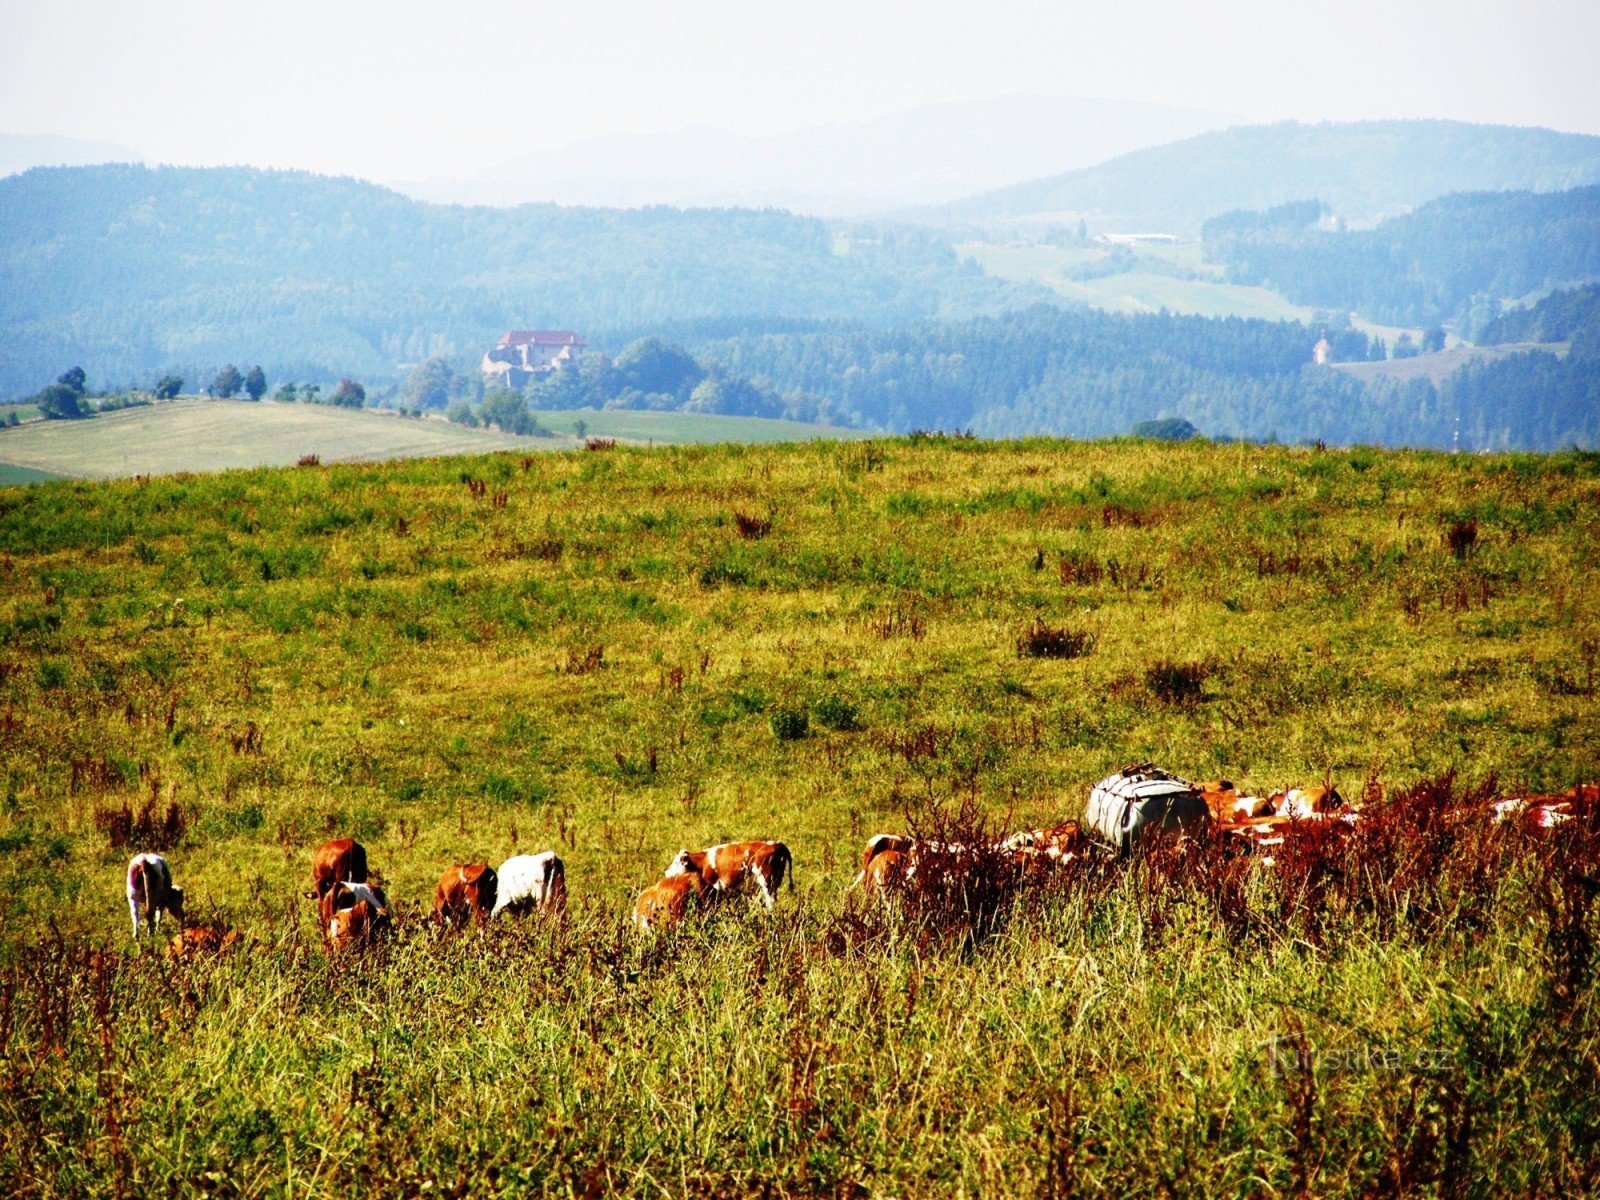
[126,853,185,939]
[664,840,791,909]
[634,873,707,932]
[433,862,497,927]
[491,852,566,918]
[167,923,243,962]
[309,838,368,900]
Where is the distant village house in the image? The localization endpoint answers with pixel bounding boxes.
[481,330,585,389]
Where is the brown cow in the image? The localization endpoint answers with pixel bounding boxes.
[310,838,368,900]
[665,841,791,908]
[433,862,497,927]
[634,872,708,932]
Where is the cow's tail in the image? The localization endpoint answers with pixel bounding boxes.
[773,843,792,896]
[546,855,568,913]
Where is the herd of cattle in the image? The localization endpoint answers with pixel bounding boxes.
[122,765,1599,954]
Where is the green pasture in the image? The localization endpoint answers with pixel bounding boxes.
[0,436,1597,1195]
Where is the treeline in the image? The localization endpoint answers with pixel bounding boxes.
[425,336,834,432]
[1202,186,1600,329]
[0,164,1044,397]
[693,305,1597,449]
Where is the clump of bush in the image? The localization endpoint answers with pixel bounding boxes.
[769,705,809,741]
[813,693,860,731]
[1145,660,1209,705]
[1016,619,1094,659]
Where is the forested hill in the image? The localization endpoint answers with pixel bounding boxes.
[694,305,1599,450]
[907,121,1600,234]
[1202,187,1600,329]
[0,164,1039,397]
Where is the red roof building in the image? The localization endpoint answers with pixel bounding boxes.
[482,330,586,388]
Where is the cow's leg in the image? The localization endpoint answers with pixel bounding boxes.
[129,897,141,939]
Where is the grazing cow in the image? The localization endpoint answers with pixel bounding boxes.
[859,848,909,895]
[856,833,915,885]
[327,899,386,950]
[433,862,497,927]
[126,853,185,938]
[320,880,391,930]
[491,852,567,918]
[665,841,791,909]
[853,833,984,891]
[633,872,708,932]
[309,838,368,900]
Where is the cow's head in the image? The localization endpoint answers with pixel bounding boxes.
[663,850,694,878]
[166,886,186,926]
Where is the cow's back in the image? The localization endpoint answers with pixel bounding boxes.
[311,838,368,898]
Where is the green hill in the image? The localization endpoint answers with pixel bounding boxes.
[0,164,1041,397]
[0,439,1596,1193]
[1202,186,1600,327]
[909,120,1600,234]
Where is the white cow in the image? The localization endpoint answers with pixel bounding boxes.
[491,852,567,918]
[127,853,185,938]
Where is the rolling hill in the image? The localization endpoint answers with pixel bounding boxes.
[1202,186,1600,327]
[907,120,1600,234]
[0,399,863,480]
[0,164,1043,398]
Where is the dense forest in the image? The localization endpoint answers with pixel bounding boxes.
[690,305,1598,449]
[1202,186,1600,328]
[915,120,1600,234]
[0,165,1042,397]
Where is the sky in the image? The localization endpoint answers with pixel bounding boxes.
[2,0,1598,182]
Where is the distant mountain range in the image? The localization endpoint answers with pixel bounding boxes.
[0,132,142,177]
[396,95,1238,215]
[906,120,1600,234]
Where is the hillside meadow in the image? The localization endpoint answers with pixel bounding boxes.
[1,436,1598,1196]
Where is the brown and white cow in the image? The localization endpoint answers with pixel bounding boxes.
[309,838,368,901]
[127,853,185,939]
[1000,821,1085,862]
[433,862,497,927]
[327,899,387,951]
[858,848,910,895]
[320,880,391,931]
[664,841,791,909]
[633,872,708,932]
[1199,780,1274,823]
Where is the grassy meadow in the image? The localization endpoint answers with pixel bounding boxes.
[1,436,1598,1196]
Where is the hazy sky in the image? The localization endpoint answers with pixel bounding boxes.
[3,0,1598,181]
